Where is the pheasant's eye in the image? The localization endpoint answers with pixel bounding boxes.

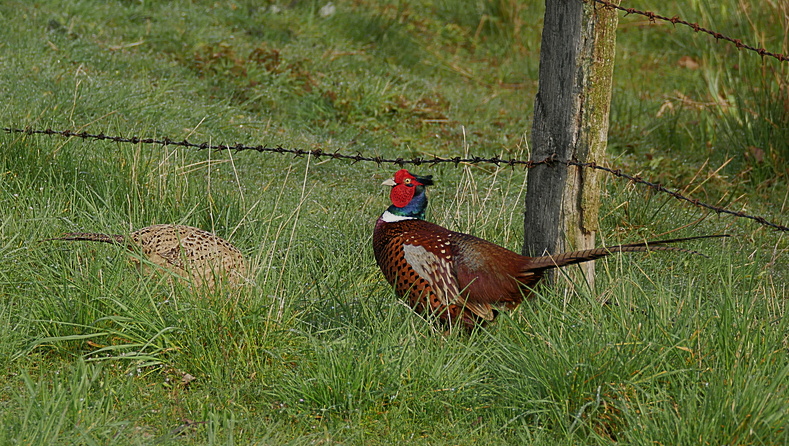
[404,178,412,184]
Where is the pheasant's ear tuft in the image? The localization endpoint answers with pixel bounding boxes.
[390,182,416,207]
[415,174,433,186]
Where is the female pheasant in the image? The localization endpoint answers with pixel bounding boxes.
[47,224,246,289]
[373,169,721,329]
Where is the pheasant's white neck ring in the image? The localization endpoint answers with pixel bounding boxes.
[381,210,416,223]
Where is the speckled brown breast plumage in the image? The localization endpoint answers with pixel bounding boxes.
[373,218,522,327]
[48,224,246,289]
[374,214,550,327]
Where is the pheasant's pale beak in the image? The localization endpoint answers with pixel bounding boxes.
[381,178,397,187]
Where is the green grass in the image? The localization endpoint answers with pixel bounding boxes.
[1,0,787,444]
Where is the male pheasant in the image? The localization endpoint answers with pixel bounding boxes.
[373,169,722,329]
[47,224,246,289]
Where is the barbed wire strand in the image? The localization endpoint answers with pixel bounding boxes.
[3,127,549,168]
[569,161,787,231]
[590,0,789,63]
[4,127,787,232]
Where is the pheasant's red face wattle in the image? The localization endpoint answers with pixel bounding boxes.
[388,169,423,208]
[390,183,415,208]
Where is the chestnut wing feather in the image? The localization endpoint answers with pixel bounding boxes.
[452,232,538,313]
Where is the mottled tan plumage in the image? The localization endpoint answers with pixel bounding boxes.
[47,224,246,289]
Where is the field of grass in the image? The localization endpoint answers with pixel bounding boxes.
[1,0,787,444]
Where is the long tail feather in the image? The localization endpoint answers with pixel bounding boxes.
[41,233,126,245]
[525,234,729,271]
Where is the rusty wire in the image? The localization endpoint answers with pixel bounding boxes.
[2,127,552,168]
[590,0,789,63]
[4,126,787,232]
[570,161,788,231]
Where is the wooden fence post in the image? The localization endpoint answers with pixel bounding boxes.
[523,0,620,288]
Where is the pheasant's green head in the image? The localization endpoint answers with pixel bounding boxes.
[382,169,433,220]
